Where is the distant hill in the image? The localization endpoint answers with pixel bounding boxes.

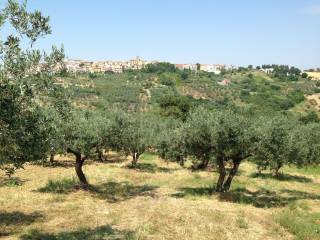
[58,67,320,119]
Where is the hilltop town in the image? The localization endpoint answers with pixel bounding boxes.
[64,57,237,74]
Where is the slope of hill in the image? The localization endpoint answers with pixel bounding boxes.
[60,69,320,119]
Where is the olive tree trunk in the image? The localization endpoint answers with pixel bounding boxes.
[177,155,185,167]
[67,148,88,187]
[216,155,248,192]
[272,162,283,177]
[132,152,140,166]
[222,159,240,192]
[49,153,55,163]
[96,146,103,162]
[216,156,226,192]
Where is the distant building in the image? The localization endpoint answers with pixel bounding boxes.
[63,58,237,75]
[261,68,274,74]
[200,64,221,74]
[175,64,197,71]
[64,57,148,74]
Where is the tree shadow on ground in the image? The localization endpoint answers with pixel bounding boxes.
[218,187,320,208]
[0,177,26,187]
[37,178,79,194]
[102,154,128,164]
[37,179,158,203]
[32,160,74,168]
[171,186,320,208]
[20,225,135,240]
[249,172,313,183]
[125,162,175,173]
[0,211,44,237]
[171,187,214,198]
[90,181,159,203]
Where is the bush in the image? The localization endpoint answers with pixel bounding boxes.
[180,71,189,80]
[143,62,176,74]
[288,90,305,104]
[300,111,320,124]
[279,98,294,110]
[270,84,281,91]
[160,76,175,87]
[89,73,99,79]
[158,95,192,120]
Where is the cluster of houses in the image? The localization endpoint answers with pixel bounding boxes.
[63,57,237,75]
[175,63,237,75]
[64,57,148,73]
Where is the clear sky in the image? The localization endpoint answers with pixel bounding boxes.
[17,0,320,69]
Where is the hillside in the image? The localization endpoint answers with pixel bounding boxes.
[59,69,320,119]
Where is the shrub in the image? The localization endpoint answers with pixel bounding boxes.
[143,62,176,74]
[158,95,192,120]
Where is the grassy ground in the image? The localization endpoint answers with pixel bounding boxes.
[1,154,320,240]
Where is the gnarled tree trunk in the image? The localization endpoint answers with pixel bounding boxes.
[67,148,88,187]
[222,159,240,192]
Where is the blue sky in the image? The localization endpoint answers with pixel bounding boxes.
[14,1,320,69]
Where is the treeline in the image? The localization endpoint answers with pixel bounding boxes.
[11,105,320,193]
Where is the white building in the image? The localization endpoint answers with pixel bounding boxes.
[200,64,221,74]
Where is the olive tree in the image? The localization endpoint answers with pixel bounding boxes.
[184,107,252,192]
[156,119,187,166]
[110,112,157,166]
[251,115,296,176]
[251,115,320,177]
[0,91,51,176]
[65,111,111,186]
[287,123,320,167]
[183,108,217,169]
[0,0,64,175]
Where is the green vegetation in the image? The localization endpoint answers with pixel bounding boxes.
[276,204,320,240]
[2,0,320,191]
[1,1,320,239]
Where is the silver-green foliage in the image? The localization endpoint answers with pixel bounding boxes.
[0,0,64,175]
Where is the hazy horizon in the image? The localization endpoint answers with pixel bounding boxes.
[11,0,320,69]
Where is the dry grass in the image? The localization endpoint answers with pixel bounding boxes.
[306,72,320,80]
[1,154,319,240]
[306,94,320,112]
